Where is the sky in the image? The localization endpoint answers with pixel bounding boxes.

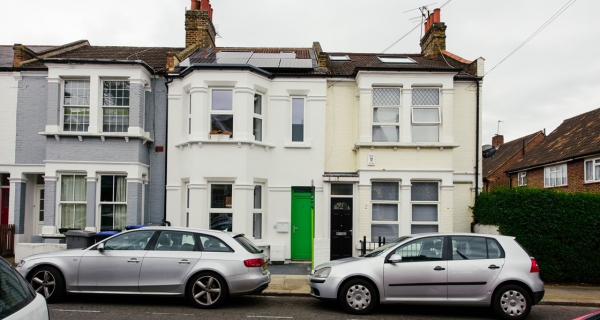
[1,0,597,145]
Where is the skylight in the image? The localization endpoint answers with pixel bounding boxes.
[329,55,351,61]
[377,56,417,64]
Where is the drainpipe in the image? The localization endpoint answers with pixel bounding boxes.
[162,73,174,226]
[472,79,481,233]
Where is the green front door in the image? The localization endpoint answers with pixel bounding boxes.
[291,187,313,260]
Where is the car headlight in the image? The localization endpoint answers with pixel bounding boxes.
[16,260,26,268]
[313,267,331,278]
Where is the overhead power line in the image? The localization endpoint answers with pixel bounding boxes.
[484,0,577,77]
[381,23,422,53]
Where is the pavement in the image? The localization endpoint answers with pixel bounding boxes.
[5,256,599,307]
[262,262,600,308]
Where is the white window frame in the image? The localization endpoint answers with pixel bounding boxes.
[544,164,568,187]
[253,184,263,240]
[372,87,401,143]
[584,158,600,183]
[377,56,417,64]
[61,79,90,132]
[209,183,233,231]
[290,96,306,142]
[329,54,351,61]
[411,88,441,143]
[410,181,439,233]
[518,172,527,186]
[253,93,263,141]
[58,174,87,230]
[185,182,190,227]
[209,88,234,135]
[370,181,400,242]
[98,175,128,231]
[101,79,131,133]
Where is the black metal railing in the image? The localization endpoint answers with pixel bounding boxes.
[359,235,386,256]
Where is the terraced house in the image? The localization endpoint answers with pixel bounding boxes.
[1,1,484,265]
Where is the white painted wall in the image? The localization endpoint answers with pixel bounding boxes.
[166,70,327,261]
[0,72,19,165]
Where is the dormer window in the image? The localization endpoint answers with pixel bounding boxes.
[329,55,351,61]
[377,56,417,64]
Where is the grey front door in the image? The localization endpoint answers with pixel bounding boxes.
[78,230,155,292]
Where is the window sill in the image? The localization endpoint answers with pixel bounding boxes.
[39,131,153,143]
[175,139,276,149]
[584,181,600,185]
[353,142,459,150]
[284,140,312,148]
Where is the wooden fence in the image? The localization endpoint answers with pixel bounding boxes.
[0,224,15,256]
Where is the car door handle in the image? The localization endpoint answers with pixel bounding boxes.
[178,259,191,265]
[127,258,140,263]
[434,266,445,271]
[488,264,500,269]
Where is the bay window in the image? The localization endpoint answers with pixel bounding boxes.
[102,81,130,132]
[211,89,234,135]
[253,185,262,239]
[63,80,90,132]
[210,184,232,231]
[253,94,263,141]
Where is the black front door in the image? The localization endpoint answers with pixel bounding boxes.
[330,198,352,260]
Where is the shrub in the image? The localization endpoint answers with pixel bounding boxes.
[473,188,600,283]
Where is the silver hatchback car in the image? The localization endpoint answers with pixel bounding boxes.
[309,233,544,319]
[16,227,270,308]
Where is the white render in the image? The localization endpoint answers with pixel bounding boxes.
[166,69,327,261]
[0,72,18,165]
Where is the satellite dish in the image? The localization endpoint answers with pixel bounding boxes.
[482,144,497,158]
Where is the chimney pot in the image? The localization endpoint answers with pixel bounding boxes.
[433,8,441,23]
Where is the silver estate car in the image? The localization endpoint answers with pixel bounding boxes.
[16,227,270,308]
[309,233,544,320]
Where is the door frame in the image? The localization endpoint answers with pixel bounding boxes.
[33,186,45,235]
[330,197,353,260]
[290,186,314,260]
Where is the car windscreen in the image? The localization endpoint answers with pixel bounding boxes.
[0,258,36,318]
[234,235,263,254]
[363,236,411,257]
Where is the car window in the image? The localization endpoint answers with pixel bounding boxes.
[104,230,155,250]
[234,235,262,253]
[452,236,499,260]
[154,231,198,251]
[364,236,412,257]
[0,258,36,318]
[392,236,444,262]
[199,235,233,252]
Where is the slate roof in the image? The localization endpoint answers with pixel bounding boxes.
[324,51,477,79]
[482,131,544,178]
[507,108,600,172]
[0,46,13,68]
[27,45,183,72]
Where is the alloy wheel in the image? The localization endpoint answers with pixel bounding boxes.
[500,289,527,317]
[192,275,222,306]
[31,270,56,299]
[346,284,371,310]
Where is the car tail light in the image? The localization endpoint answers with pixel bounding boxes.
[530,258,540,273]
[244,258,265,268]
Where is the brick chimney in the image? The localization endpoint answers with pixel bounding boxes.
[420,8,446,58]
[185,0,216,49]
[13,44,37,67]
[492,135,504,148]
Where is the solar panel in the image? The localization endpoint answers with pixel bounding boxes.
[248,58,281,68]
[216,57,251,64]
[279,59,313,68]
[217,51,253,59]
[250,53,282,59]
[279,52,297,59]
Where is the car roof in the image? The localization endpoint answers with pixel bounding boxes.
[406,232,514,240]
[127,226,243,238]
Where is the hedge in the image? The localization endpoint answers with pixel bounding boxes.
[472,187,600,284]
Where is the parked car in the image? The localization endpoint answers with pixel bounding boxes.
[574,310,600,320]
[309,233,544,320]
[0,256,49,320]
[15,227,270,308]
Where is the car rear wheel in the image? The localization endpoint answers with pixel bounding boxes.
[186,272,228,308]
[492,284,532,320]
[339,279,378,315]
[28,266,65,303]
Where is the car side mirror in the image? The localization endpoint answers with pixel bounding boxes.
[97,242,105,252]
[388,254,402,263]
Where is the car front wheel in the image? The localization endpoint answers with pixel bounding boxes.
[492,284,532,320]
[29,266,65,303]
[186,272,228,308]
[339,279,378,315]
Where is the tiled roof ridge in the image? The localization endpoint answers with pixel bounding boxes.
[216,46,311,51]
[441,50,472,64]
[20,40,90,67]
[485,131,544,176]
